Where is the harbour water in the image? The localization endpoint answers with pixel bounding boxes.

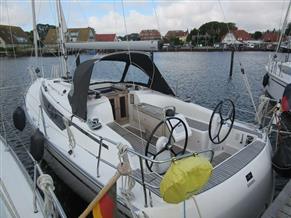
[0,51,288,217]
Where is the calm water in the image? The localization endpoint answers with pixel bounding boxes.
[0,51,288,217]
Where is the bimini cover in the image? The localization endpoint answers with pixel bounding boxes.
[160,155,213,204]
[282,84,291,112]
[68,51,174,120]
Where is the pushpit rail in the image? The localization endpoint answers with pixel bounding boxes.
[91,131,214,208]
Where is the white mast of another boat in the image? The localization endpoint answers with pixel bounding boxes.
[276,0,291,53]
[56,0,69,78]
[31,0,38,57]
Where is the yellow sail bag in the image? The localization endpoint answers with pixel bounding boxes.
[160,155,213,204]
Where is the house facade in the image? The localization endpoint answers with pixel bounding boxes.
[165,30,188,42]
[0,25,30,48]
[139,29,161,41]
[221,29,251,45]
[221,32,242,45]
[262,32,280,42]
[67,27,95,42]
[43,27,95,46]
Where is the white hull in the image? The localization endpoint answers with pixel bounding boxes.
[25,76,274,218]
[0,137,44,218]
[265,61,291,101]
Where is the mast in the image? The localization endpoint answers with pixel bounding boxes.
[56,0,69,78]
[31,0,38,57]
[276,0,291,53]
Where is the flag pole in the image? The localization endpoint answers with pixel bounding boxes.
[79,163,131,218]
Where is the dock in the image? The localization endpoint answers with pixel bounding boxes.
[262,179,291,218]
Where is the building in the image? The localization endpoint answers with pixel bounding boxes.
[221,29,251,45]
[233,30,251,41]
[43,27,95,45]
[95,34,117,42]
[165,30,188,42]
[0,24,30,48]
[43,28,58,46]
[67,27,95,42]
[139,29,161,41]
[221,32,242,45]
[262,32,280,42]
[123,33,140,41]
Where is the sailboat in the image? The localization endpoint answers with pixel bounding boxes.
[263,0,291,101]
[0,136,66,218]
[19,0,275,217]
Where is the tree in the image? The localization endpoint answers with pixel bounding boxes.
[197,21,237,45]
[252,31,262,40]
[169,37,182,46]
[26,31,33,43]
[187,28,199,42]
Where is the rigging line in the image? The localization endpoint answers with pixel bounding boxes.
[218,0,258,117]
[121,0,132,65]
[120,0,146,148]
[113,1,118,36]
[149,0,159,89]
[4,0,16,58]
[278,0,287,34]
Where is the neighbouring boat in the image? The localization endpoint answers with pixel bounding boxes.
[264,56,291,101]
[23,50,275,218]
[263,0,291,101]
[0,135,66,218]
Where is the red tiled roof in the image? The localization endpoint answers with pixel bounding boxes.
[95,34,116,42]
[139,29,161,40]
[233,29,251,41]
[262,32,280,42]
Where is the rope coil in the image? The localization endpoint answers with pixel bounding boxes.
[37,174,57,218]
[117,143,137,217]
[63,117,76,154]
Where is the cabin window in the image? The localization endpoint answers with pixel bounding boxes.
[41,92,66,130]
[91,61,125,83]
[124,65,149,84]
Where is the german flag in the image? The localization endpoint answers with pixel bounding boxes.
[92,184,116,218]
[282,84,291,112]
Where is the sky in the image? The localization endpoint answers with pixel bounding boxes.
[0,0,290,36]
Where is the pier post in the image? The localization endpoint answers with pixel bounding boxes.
[229,49,235,78]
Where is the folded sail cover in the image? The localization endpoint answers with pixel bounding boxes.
[282,84,291,112]
[160,155,213,204]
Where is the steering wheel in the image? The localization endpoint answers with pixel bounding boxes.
[145,117,188,172]
[208,99,235,144]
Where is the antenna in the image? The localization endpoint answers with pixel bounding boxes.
[56,0,70,79]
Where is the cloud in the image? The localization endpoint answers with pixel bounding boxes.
[86,1,289,35]
[0,2,32,29]
[1,0,289,35]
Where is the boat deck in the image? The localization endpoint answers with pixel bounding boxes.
[107,121,265,198]
[262,179,291,218]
